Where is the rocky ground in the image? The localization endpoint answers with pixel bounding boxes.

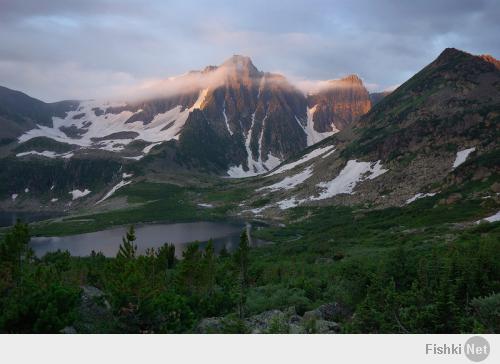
[60,285,351,334]
[197,302,351,334]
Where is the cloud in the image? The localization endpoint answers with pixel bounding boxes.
[118,67,228,102]
[0,0,498,101]
[0,60,138,101]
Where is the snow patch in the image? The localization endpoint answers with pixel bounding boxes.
[197,203,214,208]
[267,145,334,176]
[312,160,388,200]
[294,106,338,146]
[322,150,335,159]
[406,192,437,204]
[245,206,270,215]
[452,147,475,169]
[227,111,283,178]
[11,194,18,201]
[277,197,301,210]
[50,198,59,203]
[227,152,281,178]
[222,101,233,135]
[24,188,29,193]
[477,211,500,224]
[122,172,133,179]
[259,166,313,191]
[16,150,73,159]
[96,180,131,204]
[123,155,143,161]
[143,142,162,154]
[69,189,91,200]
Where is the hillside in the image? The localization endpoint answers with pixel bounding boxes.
[236,48,499,218]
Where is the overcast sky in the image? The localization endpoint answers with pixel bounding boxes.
[0,0,498,102]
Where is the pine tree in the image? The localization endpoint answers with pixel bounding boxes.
[0,220,31,284]
[117,226,137,260]
[157,243,176,270]
[203,240,216,296]
[234,231,250,318]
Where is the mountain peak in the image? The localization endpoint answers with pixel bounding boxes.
[340,74,363,85]
[434,47,471,64]
[432,47,500,72]
[218,54,261,82]
[221,54,257,70]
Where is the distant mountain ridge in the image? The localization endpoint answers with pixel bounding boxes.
[1,47,498,213]
[0,55,372,177]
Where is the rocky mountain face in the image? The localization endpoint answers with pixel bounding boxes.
[179,56,310,176]
[0,56,373,182]
[307,74,371,132]
[9,49,496,214]
[239,48,500,217]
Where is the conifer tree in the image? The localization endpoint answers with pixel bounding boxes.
[234,231,249,318]
[203,240,216,296]
[117,225,137,260]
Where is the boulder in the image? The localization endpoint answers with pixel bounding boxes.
[245,310,287,334]
[60,326,77,334]
[289,323,307,334]
[472,167,491,181]
[302,302,350,322]
[439,193,462,205]
[196,317,225,334]
[197,303,345,334]
[491,182,500,193]
[315,320,341,334]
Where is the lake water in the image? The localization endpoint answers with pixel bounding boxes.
[30,221,269,258]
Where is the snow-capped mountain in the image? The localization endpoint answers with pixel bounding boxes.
[2,55,372,177]
[1,48,498,212]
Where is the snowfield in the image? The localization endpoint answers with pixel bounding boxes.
[452,147,475,169]
[277,197,301,210]
[258,166,313,191]
[69,189,91,200]
[96,180,131,204]
[267,145,335,176]
[312,160,388,200]
[17,89,209,159]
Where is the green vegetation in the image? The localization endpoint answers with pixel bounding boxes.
[0,221,251,333]
[1,191,499,333]
[30,181,248,236]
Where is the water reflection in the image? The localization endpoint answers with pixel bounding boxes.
[30,221,269,258]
